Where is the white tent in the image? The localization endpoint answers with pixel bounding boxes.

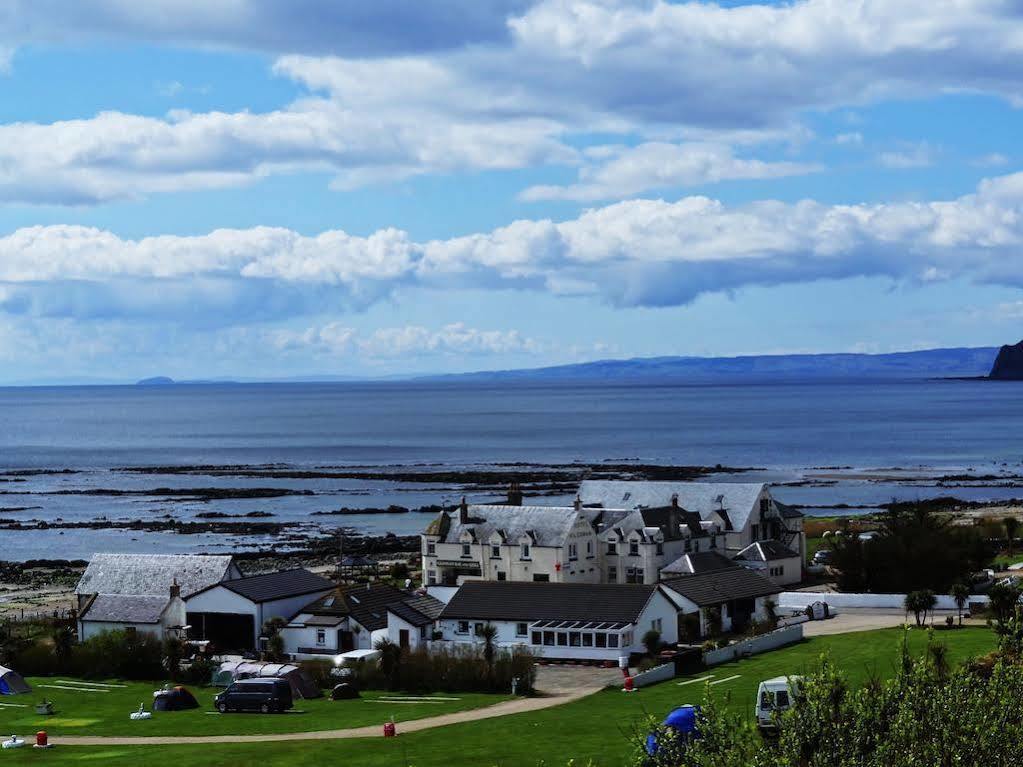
[212,660,321,699]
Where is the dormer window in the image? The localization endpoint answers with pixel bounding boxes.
[461,543,471,557]
[491,544,501,559]
[607,541,617,555]
[629,541,639,557]
[655,541,663,556]
[426,540,436,556]
[520,543,531,560]
[760,498,770,516]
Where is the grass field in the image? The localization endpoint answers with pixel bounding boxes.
[14,627,997,767]
[0,680,508,737]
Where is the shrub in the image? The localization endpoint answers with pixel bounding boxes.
[354,644,537,695]
[178,655,217,686]
[72,630,163,680]
[642,629,662,656]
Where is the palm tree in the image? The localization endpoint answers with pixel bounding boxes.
[950,582,969,627]
[374,637,402,690]
[51,624,74,671]
[905,590,937,627]
[1005,517,1020,557]
[478,623,498,678]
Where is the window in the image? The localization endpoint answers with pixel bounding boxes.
[595,633,607,648]
[516,622,528,637]
[629,541,640,556]
[427,569,437,585]
[582,633,593,647]
[626,567,644,584]
[531,631,542,645]
[684,538,692,552]
[461,543,472,557]
[457,621,469,634]
[316,629,326,645]
[651,618,662,633]
[491,544,501,558]
[533,573,550,582]
[693,540,700,552]
[587,540,593,556]
[426,540,436,556]
[607,541,617,555]
[520,543,531,560]
[710,534,717,549]
[543,631,555,646]
[496,571,506,581]
[655,541,663,556]
[125,626,137,637]
[761,498,770,516]
[557,632,568,646]
[474,623,484,635]
[568,543,578,560]
[608,634,619,648]
[569,632,581,647]
[608,565,618,582]
[751,523,760,541]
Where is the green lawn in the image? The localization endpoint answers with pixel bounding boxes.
[0,680,507,736]
[17,627,997,767]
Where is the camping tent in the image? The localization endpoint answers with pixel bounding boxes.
[212,660,322,699]
[0,667,30,695]
[153,686,199,711]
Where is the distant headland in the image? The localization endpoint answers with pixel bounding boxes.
[988,340,1023,380]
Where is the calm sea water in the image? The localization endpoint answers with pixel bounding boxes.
[0,378,1021,560]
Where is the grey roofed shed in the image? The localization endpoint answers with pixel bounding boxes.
[78,594,169,624]
[76,553,235,598]
[216,568,335,603]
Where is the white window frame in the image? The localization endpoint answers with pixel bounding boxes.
[315,628,326,646]
[520,543,531,560]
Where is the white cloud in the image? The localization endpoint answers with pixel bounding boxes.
[6,172,1023,318]
[266,322,544,358]
[521,141,819,201]
[973,152,1010,168]
[835,132,863,146]
[877,143,937,169]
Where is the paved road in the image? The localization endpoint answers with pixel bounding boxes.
[51,666,620,746]
[801,608,977,636]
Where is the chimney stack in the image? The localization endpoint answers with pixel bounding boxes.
[459,496,469,524]
[669,493,681,537]
[507,482,523,507]
[169,577,181,600]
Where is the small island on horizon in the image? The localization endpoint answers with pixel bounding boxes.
[988,340,1023,380]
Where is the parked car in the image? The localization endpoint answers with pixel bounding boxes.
[755,676,803,732]
[811,549,832,566]
[214,678,293,714]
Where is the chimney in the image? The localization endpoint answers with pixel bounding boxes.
[169,577,181,600]
[459,496,469,524]
[573,494,582,511]
[507,482,523,507]
[670,493,681,537]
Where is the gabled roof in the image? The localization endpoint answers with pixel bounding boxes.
[661,550,738,576]
[735,540,800,563]
[78,594,170,624]
[428,505,582,547]
[662,568,780,607]
[388,594,447,628]
[294,583,440,631]
[440,581,662,623]
[75,553,235,598]
[579,481,767,533]
[217,569,335,603]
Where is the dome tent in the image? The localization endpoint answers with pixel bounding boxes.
[0,666,30,695]
[153,685,199,711]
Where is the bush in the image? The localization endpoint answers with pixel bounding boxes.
[178,655,217,686]
[72,630,164,680]
[352,644,537,694]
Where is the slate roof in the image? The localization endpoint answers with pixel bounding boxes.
[662,568,780,607]
[218,569,335,603]
[661,551,738,576]
[75,553,235,598]
[440,581,661,623]
[734,540,801,563]
[579,481,768,533]
[78,594,170,624]
[426,505,581,547]
[293,583,444,631]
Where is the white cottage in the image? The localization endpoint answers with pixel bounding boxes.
[661,567,780,638]
[437,581,680,661]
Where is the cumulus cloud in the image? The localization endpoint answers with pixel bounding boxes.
[521,142,819,201]
[0,1,531,56]
[6,172,1023,319]
[877,143,938,169]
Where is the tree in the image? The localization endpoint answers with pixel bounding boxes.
[950,582,969,627]
[642,629,662,656]
[374,637,402,691]
[261,617,287,662]
[51,623,74,671]
[478,623,498,677]
[905,590,936,627]
[987,581,1020,628]
[1005,516,1020,557]
[163,635,184,680]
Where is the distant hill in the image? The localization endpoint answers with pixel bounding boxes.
[425,346,1000,383]
[136,376,175,386]
[989,340,1023,380]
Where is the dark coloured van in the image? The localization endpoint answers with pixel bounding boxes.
[214,678,293,713]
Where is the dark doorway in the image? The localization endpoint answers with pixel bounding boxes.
[338,630,355,651]
[399,629,410,650]
[187,612,255,651]
[728,598,756,633]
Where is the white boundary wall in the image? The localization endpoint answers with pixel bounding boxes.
[703,624,804,667]
[779,592,989,611]
[631,662,675,688]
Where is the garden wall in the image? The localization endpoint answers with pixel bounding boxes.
[703,624,804,667]
[631,662,675,688]
[778,592,989,611]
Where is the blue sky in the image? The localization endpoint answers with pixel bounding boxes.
[2,0,1023,382]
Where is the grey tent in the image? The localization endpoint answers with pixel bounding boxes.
[213,660,321,699]
[0,666,30,695]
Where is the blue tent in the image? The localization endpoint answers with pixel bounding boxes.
[645,705,700,755]
[0,666,30,695]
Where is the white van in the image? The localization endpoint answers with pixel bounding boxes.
[755,676,803,732]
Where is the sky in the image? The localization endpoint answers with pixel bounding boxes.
[3,0,1023,382]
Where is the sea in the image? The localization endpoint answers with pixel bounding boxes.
[1,377,1023,561]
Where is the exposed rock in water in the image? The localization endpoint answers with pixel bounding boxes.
[989,340,1023,380]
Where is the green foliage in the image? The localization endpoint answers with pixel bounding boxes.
[478,623,498,676]
[903,589,936,626]
[162,635,184,680]
[830,504,995,592]
[261,617,287,662]
[1004,516,1019,556]
[643,629,662,656]
[987,580,1021,627]
[949,582,969,626]
[358,642,537,695]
